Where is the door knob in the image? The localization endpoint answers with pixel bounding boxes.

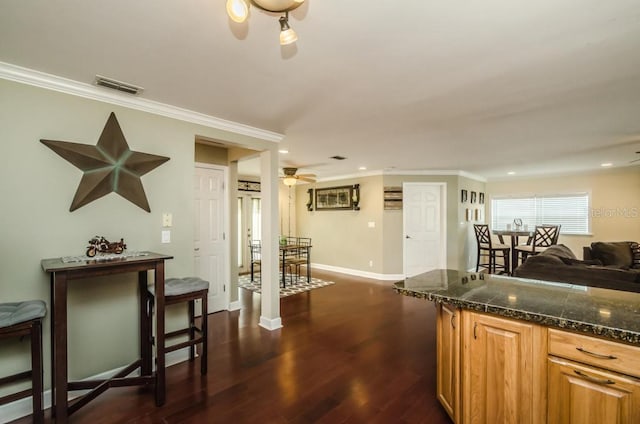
[194,248,200,251]
[405,235,411,239]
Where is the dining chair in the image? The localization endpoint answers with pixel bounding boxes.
[287,237,311,281]
[473,224,510,274]
[249,240,261,283]
[514,224,561,266]
[0,300,47,424]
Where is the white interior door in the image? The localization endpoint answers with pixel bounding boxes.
[403,183,447,277]
[194,164,229,313]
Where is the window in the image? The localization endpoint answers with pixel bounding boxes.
[491,193,589,235]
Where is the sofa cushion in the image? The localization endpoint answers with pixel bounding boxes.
[539,244,577,260]
[631,242,640,269]
[590,242,633,268]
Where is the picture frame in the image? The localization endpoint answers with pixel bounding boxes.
[315,185,355,210]
[461,189,468,203]
[479,192,485,204]
[470,191,477,204]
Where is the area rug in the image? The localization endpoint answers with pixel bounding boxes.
[239,274,335,298]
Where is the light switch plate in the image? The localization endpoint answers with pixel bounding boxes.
[161,230,171,243]
[162,213,172,227]
[368,221,375,228]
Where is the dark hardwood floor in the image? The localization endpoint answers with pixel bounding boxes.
[14,270,452,423]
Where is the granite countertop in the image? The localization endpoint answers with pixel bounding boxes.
[394,269,640,345]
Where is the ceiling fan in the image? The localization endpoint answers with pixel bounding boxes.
[281,167,316,186]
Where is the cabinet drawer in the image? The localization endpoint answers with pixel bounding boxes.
[548,356,640,424]
[548,328,640,378]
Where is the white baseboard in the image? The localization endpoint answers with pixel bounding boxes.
[311,263,405,281]
[0,348,191,423]
[228,299,241,311]
[259,316,283,331]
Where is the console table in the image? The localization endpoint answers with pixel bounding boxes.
[41,252,173,423]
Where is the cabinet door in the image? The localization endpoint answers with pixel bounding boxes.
[548,356,640,424]
[437,303,460,423]
[462,312,546,424]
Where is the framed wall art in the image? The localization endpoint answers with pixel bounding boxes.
[315,185,356,210]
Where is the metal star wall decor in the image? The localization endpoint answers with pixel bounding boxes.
[41,112,170,212]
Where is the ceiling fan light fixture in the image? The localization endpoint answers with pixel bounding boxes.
[283,176,297,186]
[227,1,304,45]
[279,14,298,45]
[226,0,250,23]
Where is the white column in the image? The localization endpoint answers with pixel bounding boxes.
[259,149,282,330]
[228,160,241,311]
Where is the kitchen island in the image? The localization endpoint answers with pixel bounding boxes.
[394,269,640,424]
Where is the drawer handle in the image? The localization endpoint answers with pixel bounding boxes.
[574,370,615,385]
[576,347,617,360]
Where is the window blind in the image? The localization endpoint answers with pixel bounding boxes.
[491,193,589,235]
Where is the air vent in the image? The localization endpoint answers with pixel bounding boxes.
[94,75,144,95]
[330,155,347,160]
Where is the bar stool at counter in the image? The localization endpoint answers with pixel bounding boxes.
[0,300,47,424]
[147,277,209,375]
[474,224,510,274]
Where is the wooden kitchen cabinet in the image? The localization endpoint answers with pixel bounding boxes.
[436,303,460,423]
[462,311,546,424]
[548,329,640,424]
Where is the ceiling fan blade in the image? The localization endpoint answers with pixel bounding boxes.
[297,173,316,178]
[298,176,316,183]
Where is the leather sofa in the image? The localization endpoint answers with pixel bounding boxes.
[513,242,640,293]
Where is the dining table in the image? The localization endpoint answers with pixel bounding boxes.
[492,228,533,274]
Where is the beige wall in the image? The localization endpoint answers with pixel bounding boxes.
[296,173,484,276]
[0,78,275,393]
[458,176,487,271]
[486,167,640,257]
[296,175,385,274]
[195,142,228,165]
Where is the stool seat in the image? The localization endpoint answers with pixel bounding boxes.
[0,301,47,328]
[165,277,209,296]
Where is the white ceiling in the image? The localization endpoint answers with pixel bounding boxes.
[2,0,640,180]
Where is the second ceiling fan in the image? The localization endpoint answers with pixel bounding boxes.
[281,167,316,186]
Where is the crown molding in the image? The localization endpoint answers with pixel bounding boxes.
[0,62,284,143]
[316,169,487,183]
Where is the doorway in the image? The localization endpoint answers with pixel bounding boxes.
[194,164,229,313]
[237,193,262,274]
[403,182,447,277]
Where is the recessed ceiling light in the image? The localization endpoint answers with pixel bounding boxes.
[278,149,289,154]
[507,171,516,175]
[358,166,367,171]
[601,162,612,167]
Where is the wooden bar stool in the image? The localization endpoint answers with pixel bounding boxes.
[0,300,47,424]
[147,277,209,375]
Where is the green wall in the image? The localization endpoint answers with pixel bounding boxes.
[0,78,273,394]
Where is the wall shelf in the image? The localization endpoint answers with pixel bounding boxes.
[384,186,403,210]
